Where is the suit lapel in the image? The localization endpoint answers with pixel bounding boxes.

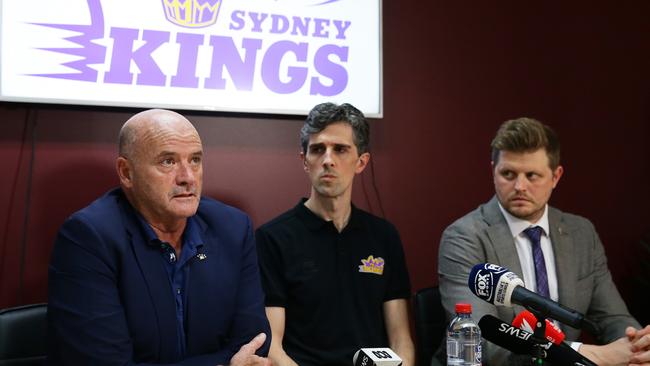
[185,213,214,315]
[484,197,524,276]
[548,207,578,309]
[483,197,527,316]
[119,197,179,361]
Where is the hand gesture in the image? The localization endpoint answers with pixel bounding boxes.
[228,333,272,366]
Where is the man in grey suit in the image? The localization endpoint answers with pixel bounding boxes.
[438,117,650,366]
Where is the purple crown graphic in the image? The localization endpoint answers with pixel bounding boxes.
[161,0,222,28]
[358,255,385,275]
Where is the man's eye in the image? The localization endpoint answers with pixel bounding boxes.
[310,146,324,154]
[501,171,514,179]
[334,146,348,153]
[191,156,202,164]
[161,158,174,166]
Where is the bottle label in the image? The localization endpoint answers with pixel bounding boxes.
[446,338,459,358]
[474,342,482,364]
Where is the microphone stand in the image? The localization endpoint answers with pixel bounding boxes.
[528,309,549,366]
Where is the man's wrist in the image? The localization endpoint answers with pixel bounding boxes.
[570,341,583,351]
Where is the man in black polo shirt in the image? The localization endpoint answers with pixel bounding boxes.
[255,102,415,366]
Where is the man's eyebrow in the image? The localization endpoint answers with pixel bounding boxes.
[154,151,176,158]
[308,142,352,148]
[154,150,203,157]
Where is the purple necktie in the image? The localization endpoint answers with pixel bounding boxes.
[523,226,550,298]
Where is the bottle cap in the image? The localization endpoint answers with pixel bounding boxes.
[455,303,472,314]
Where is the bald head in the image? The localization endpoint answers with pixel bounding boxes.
[118,109,200,161]
[116,109,204,229]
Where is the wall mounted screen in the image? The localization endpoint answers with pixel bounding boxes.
[0,0,382,116]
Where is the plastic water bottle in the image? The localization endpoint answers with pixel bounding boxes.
[446,303,481,366]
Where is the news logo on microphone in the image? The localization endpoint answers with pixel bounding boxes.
[468,263,521,305]
[353,348,402,366]
[513,310,566,345]
[468,263,599,334]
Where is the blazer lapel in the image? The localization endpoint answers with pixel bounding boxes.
[484,197,524,276]
[119,198,179,361]
[185,213,215,314]
[548,207,578,309]
[483,197,527,316]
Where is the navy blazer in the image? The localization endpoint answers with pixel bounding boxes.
[48,188,271,365]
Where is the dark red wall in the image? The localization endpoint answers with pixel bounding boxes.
[1,2,649,324]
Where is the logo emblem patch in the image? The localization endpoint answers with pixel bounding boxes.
[161,0,223,28]
[358,255,385,275]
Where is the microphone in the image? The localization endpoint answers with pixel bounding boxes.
[513,310,565,345]
[353,348,402,366]
[479,314,596,366]
[468,263,599,334]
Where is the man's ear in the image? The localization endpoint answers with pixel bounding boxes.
[355,152,370,174]
[551,165,564,189]
[116,157,133,187]
[299,151,310,172]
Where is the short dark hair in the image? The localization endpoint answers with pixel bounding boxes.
[491,117,561,169]
[300,102,369,154]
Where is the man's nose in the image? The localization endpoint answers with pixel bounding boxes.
[176,162,197,185]
[322,148,335,167]
[514,174,527,191]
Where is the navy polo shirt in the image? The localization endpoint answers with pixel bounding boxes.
[256,199,411,366]
[137,214,204,359]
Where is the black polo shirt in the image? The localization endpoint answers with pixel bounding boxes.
[255,199,411,366]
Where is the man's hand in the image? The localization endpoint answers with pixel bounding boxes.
[579,337,633,366]
[228,333,272,366]
[627,325,650,364]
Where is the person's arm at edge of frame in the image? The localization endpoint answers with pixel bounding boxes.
[572,220,645,366]
[383,298,415,366]
[264,307,299,366]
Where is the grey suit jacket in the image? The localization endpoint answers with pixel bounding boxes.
[438,196,640,366]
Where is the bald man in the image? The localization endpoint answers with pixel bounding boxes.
[48,109,271,366]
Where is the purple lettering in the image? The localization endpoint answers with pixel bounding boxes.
[104,28,169,86]
[291,16,311,36]
[270,14,289,34]
[248,12,268,33]
[333,20,351,40]
[312,18,330,38]
[205,36,262,90]
[310,44,348,96]
[171,32,204,88]
[262,41,308,94]
[229,10,245,30]
[34,0,356,97]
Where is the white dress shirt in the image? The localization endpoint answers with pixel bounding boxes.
[497,203,558,302]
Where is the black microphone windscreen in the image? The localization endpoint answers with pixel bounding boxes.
[478,314,534,355]
[478,315,597,366]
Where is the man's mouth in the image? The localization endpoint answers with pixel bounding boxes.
[510,196,530,203]
[172,192,195,199]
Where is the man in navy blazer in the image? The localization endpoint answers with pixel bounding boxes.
[48,109,271,365]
